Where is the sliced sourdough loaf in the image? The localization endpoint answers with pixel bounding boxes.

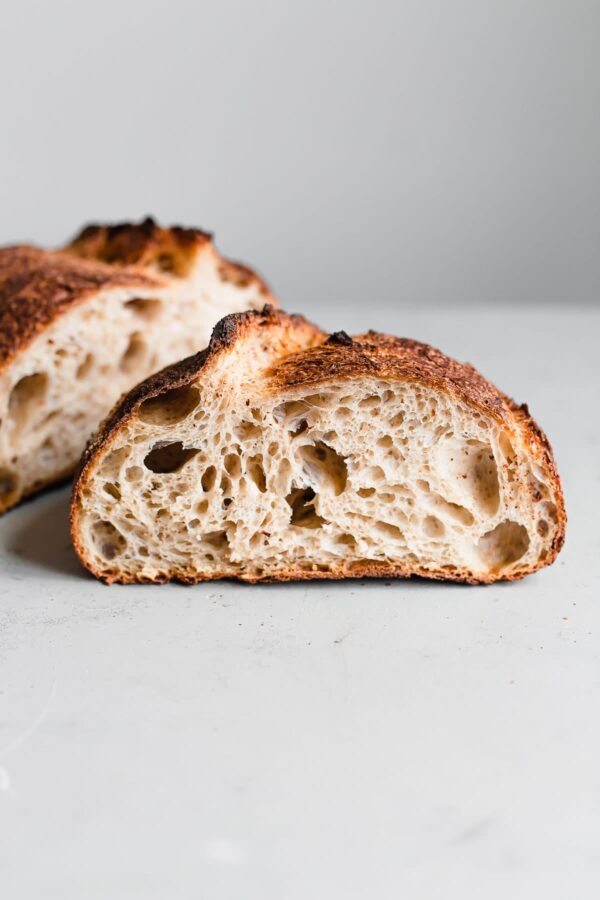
[0,219,273,513]
[71,307,565,584]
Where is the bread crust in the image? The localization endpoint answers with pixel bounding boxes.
[71,307,566,585]
[0,246,162,372]
[66,216,213,266]
[0,218,274,373]
[66,216,272,296]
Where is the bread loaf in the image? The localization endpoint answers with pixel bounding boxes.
[0,219,273,513]
[71,307,565,584]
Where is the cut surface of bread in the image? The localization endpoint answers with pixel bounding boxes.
[0,219,273,513]
[71,307,565,585]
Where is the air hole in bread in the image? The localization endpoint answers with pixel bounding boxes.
[125,298,163,320]
[125,466,143,482]
[286,487,325,528]
[417,479,475,526]
[144,442,200,474]
[377,435,393,449]
[305,393,336,409]
[539,501,557,523]
[247,456,267,492]
[423,515,445,538]
[336,407,352,420]
[273,399,310,430]
[103,482,121,500]
[120,332,147,374]
[359,395,380,410]
[537,519,549,537]
[235,421,262,440]
[91,520,127,560]
[375,521,404,541]
[433,438,500,516]
[9,373,49,430]
[531,478,548,502]
[336,533,357,547]
[224,454,241,477]
[364,465,385,484]
[290,419,308,436]
[201,466,216,492]
[138,385,200,426]
[358,488,376,498]
[477,521,530,572]
[76,353,94,379]
[499,432,516,462]
[297,441,347,495]
[202,530,229,551]
[347,558,378,572]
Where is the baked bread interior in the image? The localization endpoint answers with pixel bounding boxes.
[0,218,273,513]
[71,307,565,584]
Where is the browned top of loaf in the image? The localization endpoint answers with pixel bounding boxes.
[67,216,272,295]
[0,245,161,370]
[77,306,530,477]
[0,218,273,370]
[268,329,509,421]
[265,327,562,494]
[66,216,212,272]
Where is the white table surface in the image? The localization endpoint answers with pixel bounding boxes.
[1,307,598,900]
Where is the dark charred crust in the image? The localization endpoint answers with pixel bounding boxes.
[326,330,354,346]
[66,218,273,296]
[0,246,161,370]
[66,216,213,269]
[72,307,566,585]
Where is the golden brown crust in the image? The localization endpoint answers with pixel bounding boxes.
[0,218,274,373]
[71,307,566,585]
[66,216,272,296]
[268,330,510,424]
[66,216,211,273]
[0,245,161,372]
[84,561,537,587]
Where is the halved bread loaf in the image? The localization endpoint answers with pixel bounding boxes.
[71,307,565,584]
[0,219,273,513]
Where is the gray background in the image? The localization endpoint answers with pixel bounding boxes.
[1,0,599,311]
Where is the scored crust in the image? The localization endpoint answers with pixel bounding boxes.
[71,307,566,585]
